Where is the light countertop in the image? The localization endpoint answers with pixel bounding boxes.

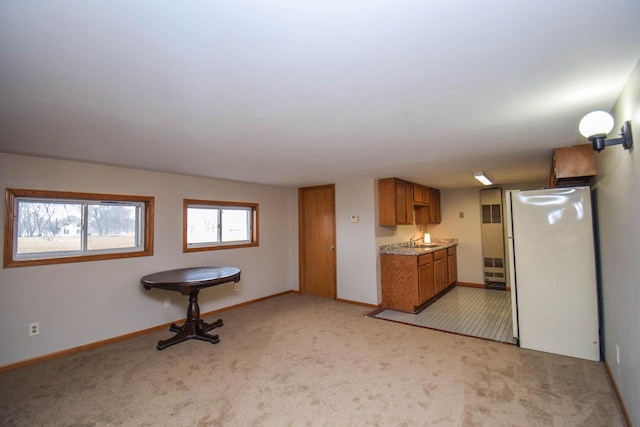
[378,238,458,255]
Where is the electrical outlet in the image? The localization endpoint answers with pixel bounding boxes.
[234,283,240,292]
[163,297,171,308]
[29,322,39,336]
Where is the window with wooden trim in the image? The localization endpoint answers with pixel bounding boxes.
[183,199,258,252]
[4,189,154,268]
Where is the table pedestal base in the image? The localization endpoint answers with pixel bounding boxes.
[156,289,223,350]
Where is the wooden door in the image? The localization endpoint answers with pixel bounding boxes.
[298,184,337,299]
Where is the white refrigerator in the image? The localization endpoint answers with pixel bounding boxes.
[505,187,600,361]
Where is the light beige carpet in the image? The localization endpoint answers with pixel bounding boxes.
[0,293,626,426]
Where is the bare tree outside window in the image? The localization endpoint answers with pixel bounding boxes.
[4,189,154,268]
[183,199,258,252]
[16,202,82,253]
[87,204,139,250]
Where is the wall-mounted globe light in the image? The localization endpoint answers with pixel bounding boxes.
[578,110,633,152]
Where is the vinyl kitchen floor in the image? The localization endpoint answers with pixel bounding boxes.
[373,286,516,344]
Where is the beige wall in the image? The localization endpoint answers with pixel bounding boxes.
[429,188,484,284]
[434,183,547,284]
[593,59,640,426]
[335,179,378,305]
[0,153,297,366]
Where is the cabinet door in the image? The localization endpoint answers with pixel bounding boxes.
[379,178,412,226]
[434,258,445,292]
[395,180,413,225]
[404,181,414,224]
[447,250,457,285]
[413,184,430,205]
[550,144,596,188]
[413,184,422,204]
[433,250,448,292]
[418,261,435,304]
[414,206,430,224]
[378,178,397,226]
[395,180,405,223]
[429,188,441,224]
[380,254,419,313]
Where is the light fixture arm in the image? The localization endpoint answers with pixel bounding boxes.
[589,121,633,152]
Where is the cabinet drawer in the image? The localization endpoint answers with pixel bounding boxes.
[418,253,433,266]
[433,249,447,260]
[447,246,456,256]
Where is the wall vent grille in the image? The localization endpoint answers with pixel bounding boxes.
[480,189,506,285]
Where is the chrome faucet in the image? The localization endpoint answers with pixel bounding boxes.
[409,235,424,248]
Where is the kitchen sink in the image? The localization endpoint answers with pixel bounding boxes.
[399,242,442,249]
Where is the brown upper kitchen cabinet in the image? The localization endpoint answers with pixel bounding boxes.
[378,178,414,226]
[413,186,440,224]
[413,184,430,205]
[550,144,596,188]
[379,178,441,226]
[416,187,441,225]
[414,206,430,225]
[429,188,441,224]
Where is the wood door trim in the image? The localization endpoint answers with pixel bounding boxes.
[298,187,306,293]
[298,184,337,298]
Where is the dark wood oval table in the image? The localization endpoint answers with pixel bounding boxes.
[141,266,241,350]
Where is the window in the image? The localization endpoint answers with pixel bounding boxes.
[183,199,258,252]
[4,189,154,268]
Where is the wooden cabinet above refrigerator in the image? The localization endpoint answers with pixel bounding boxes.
[549,144,596,188]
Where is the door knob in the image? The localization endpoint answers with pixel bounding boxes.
[330,245,335,251]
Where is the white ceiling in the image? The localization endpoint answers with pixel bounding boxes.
[1,1,639,189]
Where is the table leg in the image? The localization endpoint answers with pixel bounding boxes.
[156,289,223,350]
[201,318,223,332]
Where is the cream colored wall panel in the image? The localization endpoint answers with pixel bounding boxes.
[0,153,296,366]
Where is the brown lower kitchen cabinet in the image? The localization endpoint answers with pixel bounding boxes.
[381,246,456,313]
[418,253,435,304]
[433,249,448,293]
[447,246,457,285]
